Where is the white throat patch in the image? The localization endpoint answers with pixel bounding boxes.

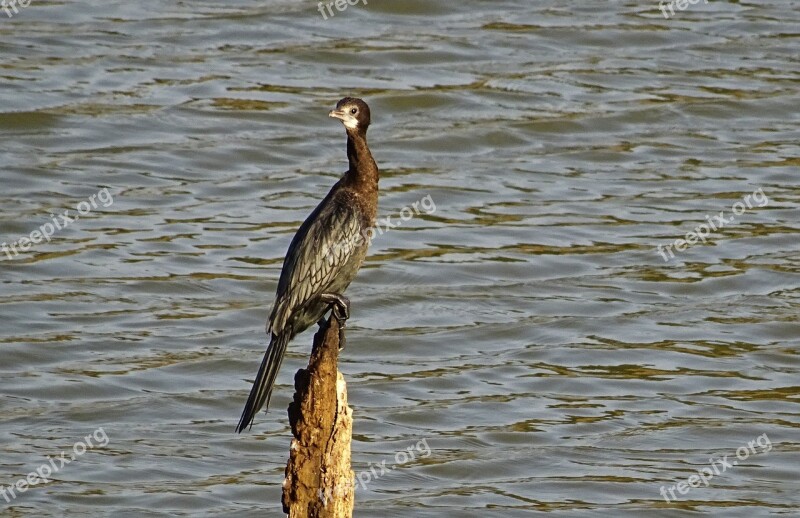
[342,117,359,130]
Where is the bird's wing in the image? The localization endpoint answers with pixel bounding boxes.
[268,193,363,335]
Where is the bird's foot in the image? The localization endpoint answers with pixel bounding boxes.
[319,293,350,350]
[338,324,346,351]
[320,293,350,321]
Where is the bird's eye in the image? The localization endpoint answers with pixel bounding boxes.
[350,108,358,114]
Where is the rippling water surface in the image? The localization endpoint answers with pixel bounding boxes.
[1,1,799,516]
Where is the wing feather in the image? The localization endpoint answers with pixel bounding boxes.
[268,194,363,334]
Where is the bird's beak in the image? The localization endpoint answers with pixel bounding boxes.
[328,109,347,121]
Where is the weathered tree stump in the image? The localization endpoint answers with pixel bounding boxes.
[282,316,354,517]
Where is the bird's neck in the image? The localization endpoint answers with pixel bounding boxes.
[344,131,379,192]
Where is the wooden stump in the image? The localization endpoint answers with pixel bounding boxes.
[282,316,354,517]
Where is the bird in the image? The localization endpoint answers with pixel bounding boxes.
[236,97,379,433]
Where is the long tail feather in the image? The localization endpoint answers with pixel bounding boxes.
[236,332,291,433]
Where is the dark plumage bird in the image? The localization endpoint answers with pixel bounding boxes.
[236,97,379,433]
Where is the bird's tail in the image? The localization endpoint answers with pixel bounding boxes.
[236,331,291,433]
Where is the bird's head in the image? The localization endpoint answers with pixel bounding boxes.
[329,97,371,133]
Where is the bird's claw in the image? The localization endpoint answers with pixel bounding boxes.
[337,320,347,350]
[320,292,350,350]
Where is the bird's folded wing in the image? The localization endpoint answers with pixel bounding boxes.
[269,198,363,334]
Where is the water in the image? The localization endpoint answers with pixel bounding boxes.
[1,0,799,516]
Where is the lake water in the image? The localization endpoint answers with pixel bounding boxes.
[1,0,799,516]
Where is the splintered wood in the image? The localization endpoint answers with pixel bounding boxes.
[282,316,354,518]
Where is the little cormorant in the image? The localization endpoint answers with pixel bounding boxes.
[236,97,379,433]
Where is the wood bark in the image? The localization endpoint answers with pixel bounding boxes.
[282,316,354,517]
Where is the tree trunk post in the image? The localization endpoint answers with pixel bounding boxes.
[282,316,354,517]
